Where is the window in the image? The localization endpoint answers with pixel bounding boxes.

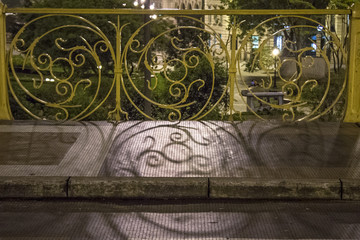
[275,35,283,50]
[252,35,259,49]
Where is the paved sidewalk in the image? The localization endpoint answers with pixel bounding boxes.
[0,120,359,199]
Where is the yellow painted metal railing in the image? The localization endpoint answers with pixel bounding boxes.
[0,1,359,122]
[0,2,12,120]
[344,3,360,122]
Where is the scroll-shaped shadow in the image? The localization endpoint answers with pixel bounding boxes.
[206,121,360,178]
[101,121,226,177]
[2,201,360,239]
[101,121,360,178]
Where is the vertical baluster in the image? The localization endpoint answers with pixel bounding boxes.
[0,1,13,120]
[228,24,237,121]
[109,16,128,121]
[114,16,122,121]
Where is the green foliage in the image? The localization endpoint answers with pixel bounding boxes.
[9,74,115,120]
[9,0,174,121]
[221,0,358,46]
[11,55,32,70]
[17,0,143,77]
[221,0,329,38]
[329,0,360,8]
[116,55,229,120]
[244,45,273,72]
[164,55,229,120]
[116,16,228,120]
[300,69,347,121]
[167,16,210,59]
[220,0,337,68]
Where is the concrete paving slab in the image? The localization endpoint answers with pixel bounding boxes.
[341,179,360,200]
[0,121,116,177]
[101,121,360,179]
[0,132,79,165]
[0,120,359,200]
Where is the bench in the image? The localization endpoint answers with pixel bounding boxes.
[241,90,285,112]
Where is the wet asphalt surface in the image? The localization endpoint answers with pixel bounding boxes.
[1,199,360,239]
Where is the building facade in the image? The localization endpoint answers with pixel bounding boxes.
[162,0,231,54]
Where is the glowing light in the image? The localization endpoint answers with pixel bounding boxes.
[133,1,138,6]
[150,3,155,9]
[150,14,157,19]
[272,48,280,56]
[311,43,317,50]
[141,4,145,9]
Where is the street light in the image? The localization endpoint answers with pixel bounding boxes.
[272,48,280,89]
[133,0,146,8]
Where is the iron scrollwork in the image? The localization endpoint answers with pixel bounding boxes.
[8,13,347,122]
[237,16,347,121]
[121,16,230,121]
[8,14,116,121]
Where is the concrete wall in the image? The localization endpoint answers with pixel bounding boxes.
[279,57,328,80]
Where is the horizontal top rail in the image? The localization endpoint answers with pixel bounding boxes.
[5,8,352,15]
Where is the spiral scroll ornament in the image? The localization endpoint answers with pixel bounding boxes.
[237,16,347,121]
[8,15,116,121]
[121,16,230,121]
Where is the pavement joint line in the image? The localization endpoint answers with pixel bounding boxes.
[65,176,71,198]
[339,178,343,200]
[207,177,210,198]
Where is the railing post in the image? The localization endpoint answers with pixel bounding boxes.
[0,1,13,120]
[228,25,237,121]
[344,3,360,122]
[108,17,128,122]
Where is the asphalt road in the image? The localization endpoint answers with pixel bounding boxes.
[0,200,360,239]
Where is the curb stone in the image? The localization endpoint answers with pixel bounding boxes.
[209,178,341,199]
[0,177,68,198]
[0,177,353,200]
[341,179,360,200]
[68,177,208,199]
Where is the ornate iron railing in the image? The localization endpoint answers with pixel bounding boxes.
[1,3,359,122]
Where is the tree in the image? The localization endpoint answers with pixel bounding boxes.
[221,0,359,56]
[221,0,331,58]
[326,0,360,72]
[17,0,144,77]
[329,0,360,8]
